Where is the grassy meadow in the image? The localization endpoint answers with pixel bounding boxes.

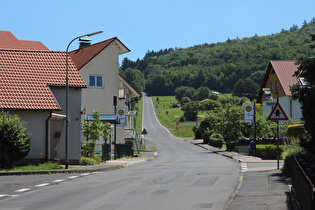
[151,96,206,138]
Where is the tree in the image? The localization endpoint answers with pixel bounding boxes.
[181,101,200,121]
[81,110,110,157]
[291,56,315,151]
[200,100,221,111]
[233,79,245,97]
[0,111,31,168]
[243,78,259,100]
[174,86,195,102]
[121,68,146,93]
[194,86,210,101]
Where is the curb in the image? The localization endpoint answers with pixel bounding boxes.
[0,165,123,176]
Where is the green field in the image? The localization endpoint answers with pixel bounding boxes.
[151,96,204,138]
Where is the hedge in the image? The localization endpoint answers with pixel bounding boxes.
[249,144,284,159]
[209,138,223,148]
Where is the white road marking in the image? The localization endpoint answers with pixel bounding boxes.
[241,163,248,172]
[68,176,79,179]
[53,179,66,183]
[81,173,91,176]
[15,188,31,193]
[0,194,8,198]
[35,183,50,187]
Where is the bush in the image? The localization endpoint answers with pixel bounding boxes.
[281,138,305,175]
[286,124,305,138]
[210,133,223,139]
[226,141,237,151]
[0,111,31,169]
[209,138,223,148]
[249,144,284,159]
[80,157,101,165]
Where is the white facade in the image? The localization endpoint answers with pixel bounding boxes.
[262,96,303,123]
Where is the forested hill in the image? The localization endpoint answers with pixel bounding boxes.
[120,19,315,97]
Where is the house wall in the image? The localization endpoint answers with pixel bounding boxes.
[50,87,83,163]
[9,110,50,160]
[79,43,126,144]
[262,96,303,123]
[80,43,119,115]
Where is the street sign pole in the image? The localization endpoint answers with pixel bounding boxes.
[254,101,256,157]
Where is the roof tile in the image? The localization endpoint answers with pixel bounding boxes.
[0,49,86,110]
[257,60,299,102]
[0,30,49,50]
[69,37,130,70]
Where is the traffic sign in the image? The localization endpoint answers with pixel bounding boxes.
[244,104,254,123]
[141,129,148,135]
[267,102,289,121]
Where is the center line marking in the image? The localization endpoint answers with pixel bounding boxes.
[35,183,50,187]
[68,176,79,179]
[15,188,31,193]
[53,179,65,183]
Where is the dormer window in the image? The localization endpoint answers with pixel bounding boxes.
[89,75,103,88]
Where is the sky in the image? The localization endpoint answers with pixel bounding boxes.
[1,0,315,63]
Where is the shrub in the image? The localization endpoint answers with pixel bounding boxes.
[209,138,223,148]
[281,138,305,175]
[226,141,237,151]
[210,133,223,139]
[80,157,100,165]
[249,144,284,159]
[0,111,31,169]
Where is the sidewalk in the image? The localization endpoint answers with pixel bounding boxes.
[0,152,157,176]
[185,138,294,210]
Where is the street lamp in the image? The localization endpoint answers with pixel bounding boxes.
[213,92,231,147]
[65,30,103,169]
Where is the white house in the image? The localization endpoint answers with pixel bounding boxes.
[69,37,141,147]
[257,60,303,123]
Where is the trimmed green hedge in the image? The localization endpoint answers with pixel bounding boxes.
[209,138,223,148]
[287,124,305,138]
[249,144,284,159]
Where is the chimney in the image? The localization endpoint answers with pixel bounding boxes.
[79,38,92,49]
[79,41,91,49]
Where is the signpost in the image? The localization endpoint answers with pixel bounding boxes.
[267,102,289,121]
[244,103,256,156]
[244,104,254,123]
[267,102,289,169]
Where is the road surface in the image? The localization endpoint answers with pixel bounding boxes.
[0,94,240,210]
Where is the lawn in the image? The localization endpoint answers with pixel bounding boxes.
[151,96,205,138]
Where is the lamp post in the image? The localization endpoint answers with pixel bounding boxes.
[65,31,103,169]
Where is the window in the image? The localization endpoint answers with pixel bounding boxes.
[300,78,307,86]
[270,82,273,91]
[89,75,103,88]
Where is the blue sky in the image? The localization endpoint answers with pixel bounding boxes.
[1,0,315,63]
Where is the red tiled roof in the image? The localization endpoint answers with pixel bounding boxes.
[0,30,48,50]
[257,60,299,103]
[69,37,130,70]
[270,60,299,95]
[0,49,86,110]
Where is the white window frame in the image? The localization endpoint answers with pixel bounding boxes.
[89,74,104,88]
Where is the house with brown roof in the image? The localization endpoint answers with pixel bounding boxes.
[0,30,48,50]
[69,37,141,149]
[257,60,303,123]
[0,31,86,164]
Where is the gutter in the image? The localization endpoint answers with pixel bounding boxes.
[45,111,52,161]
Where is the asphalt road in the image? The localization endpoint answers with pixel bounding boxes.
[0,94,240,210]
